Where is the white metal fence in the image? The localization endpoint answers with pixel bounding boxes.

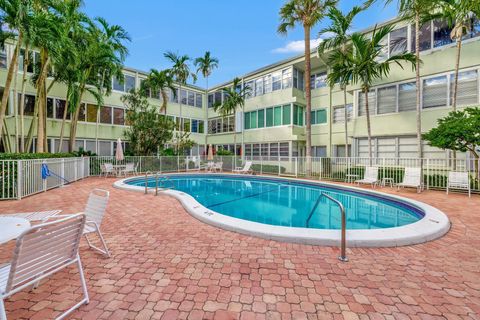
[1,155,478,200]
[0,157,90,200]
[89,155,479,193]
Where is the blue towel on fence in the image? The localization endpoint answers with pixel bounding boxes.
[41,163,51,179]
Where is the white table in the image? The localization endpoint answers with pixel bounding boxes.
[0,217,31,244]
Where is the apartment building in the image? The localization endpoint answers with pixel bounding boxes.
[1,16,479,158]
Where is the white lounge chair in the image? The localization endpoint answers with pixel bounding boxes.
[447,171,471,197]
[212,162,223,172]
[0,214,89,320]
[206,162,215,172]
[396,167,422,193]
[0,210,61,222]
[82,189,111,257]
[355,167,379,188]
[100,163,115,177]
[120,163,136,176]
[233,161,254,174]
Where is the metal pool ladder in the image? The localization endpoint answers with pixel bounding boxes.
[306,192,348,262]
[144,172,174,196]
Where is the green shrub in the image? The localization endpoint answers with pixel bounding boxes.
[0,152,76,160]
[252,164,286,174]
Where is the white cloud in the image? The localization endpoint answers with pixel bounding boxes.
[272,38,323,54]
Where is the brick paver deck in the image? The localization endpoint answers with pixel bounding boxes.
[0,177,479,320]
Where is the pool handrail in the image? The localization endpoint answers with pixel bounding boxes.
[321,192,348,262]
[144,171,152,194]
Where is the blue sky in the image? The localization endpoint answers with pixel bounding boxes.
[83,0,398,87]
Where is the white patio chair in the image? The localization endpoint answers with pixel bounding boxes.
[212,162,223,172]
[0,210,61,222]
[355,167,379,188]
[233,161,254,174]
[206,162,215,172]
[447,171,471,197]
[0,214,89,320]
[82,189,111,257]
[121,163,135,177]
[396,167,422,193]
[100,163,114,177]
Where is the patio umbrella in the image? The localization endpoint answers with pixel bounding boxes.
[207,144,214,161]
[115,138,124,162]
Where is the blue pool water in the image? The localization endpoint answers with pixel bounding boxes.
[126,175,423,230]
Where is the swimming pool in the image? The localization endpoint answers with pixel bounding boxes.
[114,174,450,247]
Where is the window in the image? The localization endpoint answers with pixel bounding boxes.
[46,98,54,118]
[244,112,251,130]
[258,109,265,128]
[169,88,178,103]
[398,82,416,112]
[270,143,279,157]
[250,111,257,129]
[451,70,478,106]
[55,99,69,120]
[86,104,97,123]
[293,67,304,90]
[293,105,304,126]
[411,21,432,52]
[183,118,191,132]
[244,144,252,157]
[274,106,282,126]
[255,78,264,96]
[311,72,327,89]
[261,108,271,127]
[270,71,281,91]
[312,146,327,157]
[377,85,397,114]
[282,105,291,125]
[423,75,447,108]
[317,109,327,124]
[228,116,234,132]
[279,143,289,157]
[191,119,198,133]
[245,81,254,98]
[433,19,453,48]
[187,91,195,106]
[390,26,408,55]
[357,90,376,116]
[19,94,35,116]
[198,120,204,133]
[252,144,260,157]
[282,68,292,89]
[208,93,214,107]
[264,75,272,93]
[209,119,217,134]
[113,77,124,91]
[180,89,187,105]
[195,93,203,108]
[214,91,222,105]
[100,106,112,124]
[0,49,6,68]
[124,75,136,92]
[466,17,480,39]
[333,105,352,123]
[98,141,112,156]
[113,108,124,125]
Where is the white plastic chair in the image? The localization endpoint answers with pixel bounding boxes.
[0,214,88,320]
[101,163,114,177]
[121,163,135,176]
[233,161,253,174]
[83,189,111,257]
[355,167,379,188]
[396,167,422,193]
[0,210,61,222]
[213,162,223,172]
[447,171,471,197]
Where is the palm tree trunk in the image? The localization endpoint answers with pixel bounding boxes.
[57,99,69,153]
[205,76,209,154]
[415,12,422,160]
[452,36,462,168]
[69,84,86,152]
[35,51,50,153]
[19,42,30,153]
[13,58,19,152]
[2,119,12,152]
[364,88,372,162]
[304,25,312,176]
[343,87,349,157]
[0,32,23,146]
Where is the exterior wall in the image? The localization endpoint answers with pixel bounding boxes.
[1,16,479,157]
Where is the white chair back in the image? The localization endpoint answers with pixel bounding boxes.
[448,171,469,187]
[403,167,421,186]
[364,167,378,180]
[215,162,223,169]
[243,161,253,172]
[125,163,135,172]
[104,163,114,172]
[4,214,86,294]
[84,189,109,227]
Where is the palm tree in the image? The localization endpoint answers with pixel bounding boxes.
[390,0,436,159]
[194,51,219,150]
[319,5,364,158]
[213,77,251,155]
[432,0,479,111]
[348,25,416,160]
[141,68,176,115]
[0,0,30,149]
[164,51,197,147]
[278,0,337,176]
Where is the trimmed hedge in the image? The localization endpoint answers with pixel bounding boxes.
[0,153,76,160]
[252,164,286,174]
